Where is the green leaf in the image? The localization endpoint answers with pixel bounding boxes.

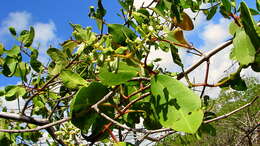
[0,120,13,145]
[9,27,17,36]
[4,85,26,101]
[249,8,260,15]
[2,57,18,77]
[6,45,20,57]
[99,62,139,86]
[218,74,247,91]
[24,27,35,47]
[0,43,4,55]
[199,124,216,136]
[221,0,231,13]
[170,45,183,67]
[240,2,260,51]
[18,27,35,47]
[61,40,78,53]
[118,0,134,11]
[229,21,240,36]
[60,70,89,89]
[71,82,109,130]
[206,6,218,20]
[71,24,97,43]
[230,76,247,91]
[15,62,30,81]
[107,24,137,46]
[151,74,203,133]
[47,48,67,65]
[231,29,256,65]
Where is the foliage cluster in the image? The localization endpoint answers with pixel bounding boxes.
[0,0,259,145]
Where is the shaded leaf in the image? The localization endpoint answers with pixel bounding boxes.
[170,45,183,67]
[71,82,109,130]
[251,53,260,72]
[221,0,231,13]
[207,6,218,20]
[4,85,26,101]
[9,27,16,36]
[108,24,137,46]
[240,2,260,51]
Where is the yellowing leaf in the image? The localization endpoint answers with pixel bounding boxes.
[172,28,190,46]
[173,12,194,31]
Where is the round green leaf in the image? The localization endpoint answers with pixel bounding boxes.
[151,74,203,133]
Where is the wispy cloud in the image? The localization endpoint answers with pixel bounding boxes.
[0,11,31,36]
[0,11,60,63]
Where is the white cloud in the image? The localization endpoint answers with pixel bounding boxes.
[133,0,154,9]
[0,11,60,63]
[0,11,31,36]
[33,21,60,63]
[200,18,231,50]
[34,21,56,43]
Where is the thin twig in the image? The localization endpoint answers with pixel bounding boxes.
[200,59,210,98]
[204,96,259,124]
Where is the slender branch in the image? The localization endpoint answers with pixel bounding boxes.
[204,96,259,124]
[129,77,151,81]
[0,112,48,125]
[91,86,118,112]
[21,55,80,115]
[177,40,232,80]
[124,84,151,99]
[200,59,210,98]
[146,131,176,142]
[0,117,71,133]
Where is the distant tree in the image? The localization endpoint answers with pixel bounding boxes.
[0,0,259,145]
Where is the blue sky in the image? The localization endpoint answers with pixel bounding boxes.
[0,0,259,97]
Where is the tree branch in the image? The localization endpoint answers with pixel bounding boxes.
[204,96,259,124]
[0,117,70,133]
[0,112,48,125]
[177,40,232,80]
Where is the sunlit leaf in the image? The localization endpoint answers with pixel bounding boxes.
[231,29,255,65]
[151,74,203,133]
[60,69,89,89]
[99,62,139,86]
